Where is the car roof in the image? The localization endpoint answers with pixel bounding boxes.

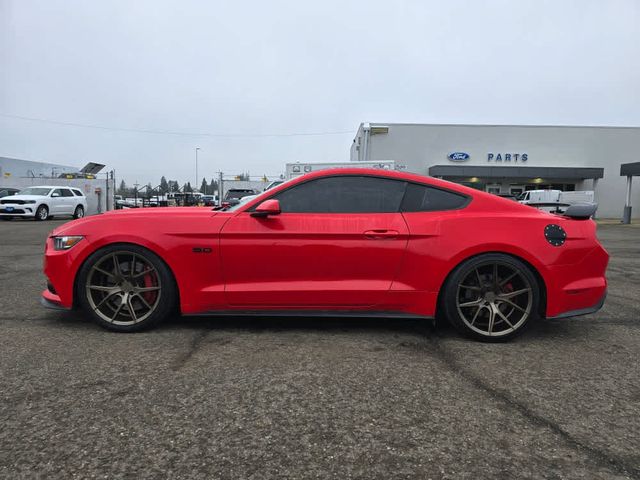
[232,167,532,213]
[21,185,72,189]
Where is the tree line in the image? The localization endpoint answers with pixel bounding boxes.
[117,176,221,197]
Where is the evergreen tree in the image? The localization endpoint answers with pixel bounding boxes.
[159,176,169,194]
[118,180,127,196]
[200,178,208,194]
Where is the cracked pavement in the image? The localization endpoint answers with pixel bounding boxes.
[0,219,639,479]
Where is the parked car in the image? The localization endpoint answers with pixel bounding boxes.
[114,195,131,209]
[41,168,608,341]
[0,186,87,221]
[224,188,256,205]
[201,195,217,206]
[0,187,20,198]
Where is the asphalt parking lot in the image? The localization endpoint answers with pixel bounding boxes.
[0,219,639,479]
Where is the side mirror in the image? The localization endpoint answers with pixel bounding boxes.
[251,199,281,218]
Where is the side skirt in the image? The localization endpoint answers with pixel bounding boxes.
[184,310,433,320]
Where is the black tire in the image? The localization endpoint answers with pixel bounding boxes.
[35,205,48,221]
[73,205,85,219]
[76,244,177,332]
[441,253,540,342]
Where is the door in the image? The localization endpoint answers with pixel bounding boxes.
[50,189,66,214]
[59,188,76,214]
[220,176,410,308]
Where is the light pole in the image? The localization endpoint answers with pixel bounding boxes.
[195,147,201,190]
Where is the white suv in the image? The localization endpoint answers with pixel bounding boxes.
[0,186,88,221]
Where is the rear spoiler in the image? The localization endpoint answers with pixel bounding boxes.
[526,202,570,214]
[526,201,598,219]
[562,203,598,220]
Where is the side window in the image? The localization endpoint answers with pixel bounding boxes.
[273,176,407,213]
[72,189,83,197]
[61,189,75,197]
[401,183,468,212]
[51,188,64,197]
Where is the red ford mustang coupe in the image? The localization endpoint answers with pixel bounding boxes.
[42,168,608,341]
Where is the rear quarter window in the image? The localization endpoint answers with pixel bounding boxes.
[401,183,469,212]
[72,189,84,196]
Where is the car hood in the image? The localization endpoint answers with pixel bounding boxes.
[51,207,222,235]
[1,194,46,201]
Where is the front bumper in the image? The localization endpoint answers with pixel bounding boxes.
[41,290,71,311]
[0,207,36,217]
[42,236,88,309]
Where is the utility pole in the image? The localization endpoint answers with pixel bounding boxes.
[195,147,200,190]
[134,182,140,208]
[218,171,224,206]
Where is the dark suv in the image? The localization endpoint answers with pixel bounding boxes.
[224,189,256,205]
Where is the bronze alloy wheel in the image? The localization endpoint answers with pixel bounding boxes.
[78,244,176,332]
[443,253,539,341]
[85,251,162,326]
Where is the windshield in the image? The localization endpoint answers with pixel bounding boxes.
[19,187,52,196]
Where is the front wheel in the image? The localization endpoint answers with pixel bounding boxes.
[442,253,540,341]
[77,244,176,332]
[73,205,85,219]
[35,205,49,221]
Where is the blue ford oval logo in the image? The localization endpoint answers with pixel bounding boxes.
[448,152,470,162]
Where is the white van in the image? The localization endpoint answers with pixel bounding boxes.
[559,190,595,204]
[518,189,595,213]
[517,190,561,204]
[518,189,595,206]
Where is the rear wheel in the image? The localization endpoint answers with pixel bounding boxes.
[77,244,176,332]
[442,253,539,341]
[73,205,84,219]
[35,205,48,221]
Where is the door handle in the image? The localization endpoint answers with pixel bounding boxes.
[364,229,399,240]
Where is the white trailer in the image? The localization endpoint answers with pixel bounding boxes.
[285,161,396,180]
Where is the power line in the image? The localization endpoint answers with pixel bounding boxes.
[0,113,355,138]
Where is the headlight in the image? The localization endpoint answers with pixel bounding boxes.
[52,235,84,250]
[25,200,36,204]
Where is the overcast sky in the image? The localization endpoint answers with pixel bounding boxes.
[1,0,638,186]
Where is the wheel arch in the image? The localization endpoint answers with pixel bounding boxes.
[72,241,182,312]
[435,250,547,319]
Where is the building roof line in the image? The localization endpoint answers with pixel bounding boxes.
[359,122,640,130]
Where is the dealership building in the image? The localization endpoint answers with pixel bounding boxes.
[350,123,640,218]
